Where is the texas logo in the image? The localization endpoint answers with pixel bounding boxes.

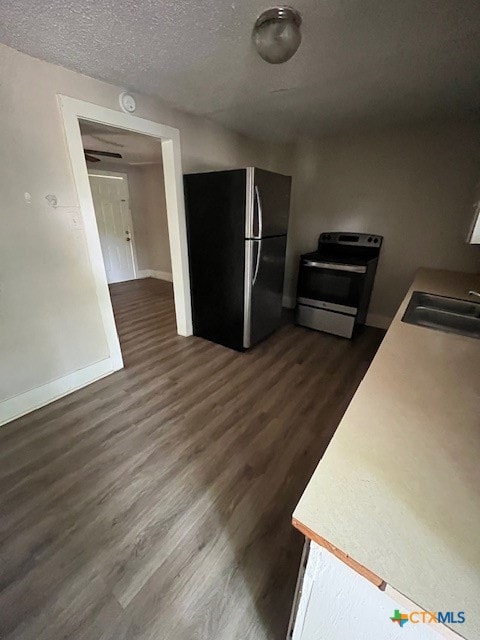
[390,609,465,627]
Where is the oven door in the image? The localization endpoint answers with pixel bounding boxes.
[297,259,366,315]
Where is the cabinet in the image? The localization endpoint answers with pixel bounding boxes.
[287,539,451,640]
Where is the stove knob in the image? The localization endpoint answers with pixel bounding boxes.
[373,238,379,243]
[367,237,372,242]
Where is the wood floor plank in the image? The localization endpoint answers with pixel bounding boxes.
[0,278,383,640]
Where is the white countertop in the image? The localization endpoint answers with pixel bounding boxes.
[293,268,480,639]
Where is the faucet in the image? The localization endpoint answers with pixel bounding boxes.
[468,290,480,299]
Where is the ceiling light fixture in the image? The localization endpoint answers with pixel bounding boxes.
[252,6,302,64]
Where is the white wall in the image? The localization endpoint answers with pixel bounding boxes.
[292,542,458,640]
[285,123,480,325]
[0,42,292,413]
[129,164,172,275]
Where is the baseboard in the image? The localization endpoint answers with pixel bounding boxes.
[0,358,116,427]
[151,270,173,282]
[366,313,392,330]
[137,269,173,282]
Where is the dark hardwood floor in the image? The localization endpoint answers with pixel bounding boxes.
[0,278,383,640]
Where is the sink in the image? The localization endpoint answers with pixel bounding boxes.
[402,291,480,339]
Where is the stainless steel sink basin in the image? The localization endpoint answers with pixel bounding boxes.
[402,291,480,339]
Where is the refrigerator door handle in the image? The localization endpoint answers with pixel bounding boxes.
[254,185,263,240]
[252,239,262,286]
[243,240,253,349]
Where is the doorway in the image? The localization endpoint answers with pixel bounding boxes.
[59,96,192,374]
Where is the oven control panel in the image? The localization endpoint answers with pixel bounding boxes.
[319,232,383,248]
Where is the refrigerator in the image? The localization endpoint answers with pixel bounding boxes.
[184,167,291,351]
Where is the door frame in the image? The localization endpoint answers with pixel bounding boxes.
[87,169,139,283]
[59,95,193,371]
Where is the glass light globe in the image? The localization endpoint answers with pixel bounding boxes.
[253,7,302,64]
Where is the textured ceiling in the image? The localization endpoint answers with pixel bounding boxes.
[80,121,164,165]
[2,0,480,141]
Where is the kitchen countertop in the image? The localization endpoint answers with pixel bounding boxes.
[293,268,480,639]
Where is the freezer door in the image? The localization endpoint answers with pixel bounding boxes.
[253,168,291,238]
[244,236,287,348]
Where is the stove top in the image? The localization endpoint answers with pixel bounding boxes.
[310,231,383,264]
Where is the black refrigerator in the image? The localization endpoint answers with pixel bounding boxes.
[184,167,291,351]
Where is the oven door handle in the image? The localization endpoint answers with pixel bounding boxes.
[302,260,367,274]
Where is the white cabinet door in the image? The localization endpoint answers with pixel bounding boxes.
[89,173,137,283]
[289,541,453,640]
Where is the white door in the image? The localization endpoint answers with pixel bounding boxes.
[88,172,137,284]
